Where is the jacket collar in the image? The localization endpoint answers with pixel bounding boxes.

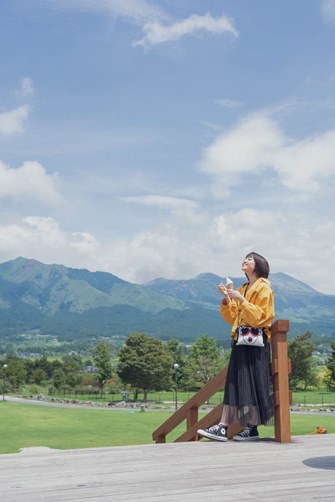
[243,277,271,296]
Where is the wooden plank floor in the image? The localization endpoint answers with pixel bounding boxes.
[1,435,334,501]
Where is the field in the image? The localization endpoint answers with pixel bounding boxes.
[291,389,335,406]
[0,401,334,455]
[45,389,335,408]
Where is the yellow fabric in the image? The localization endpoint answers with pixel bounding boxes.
[220,277,275,341]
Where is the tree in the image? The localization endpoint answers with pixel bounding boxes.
[106,373,123,395]
[5,354,27,389]
[25,354,55,384]
[34,354,54,379]
[53,368,66,389]
[288,331,317,390]
[117,333,173,401]
[186,335,222,389]
[324,342,335,391]
[62,354,83,388]
[93,341,113,396]
[166,338,184,364]
[31,368,47,385]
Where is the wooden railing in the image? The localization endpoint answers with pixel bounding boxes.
[271,319,291,442]
[152,319,291,444]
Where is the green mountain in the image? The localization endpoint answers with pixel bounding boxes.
[0,258,334,345]
[0,257,185,315]
[145,272,335,337]
[0,257,189,342]
[145,271,319,307]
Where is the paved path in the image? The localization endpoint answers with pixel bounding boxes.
[5,396,168,412]
[6,396,335,415]
[1,434,334,501]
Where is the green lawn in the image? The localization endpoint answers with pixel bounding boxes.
[0,402,186,454]
[45,389,335,407]
[0,401,334,454]
[291,389,335,405]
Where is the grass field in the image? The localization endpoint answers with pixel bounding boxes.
[0,401,334,455]
[291,389,335,405]
[46,389,335,407]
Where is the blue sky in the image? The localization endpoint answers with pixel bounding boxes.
[1,0,335,293]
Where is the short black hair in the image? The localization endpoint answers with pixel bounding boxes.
[245,252,270,279]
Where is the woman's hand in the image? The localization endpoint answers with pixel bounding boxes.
[218,283,231,302]
[227,288,245,303]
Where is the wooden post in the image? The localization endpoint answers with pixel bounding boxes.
[187,406,198,429]
[271,320,291,443]
[155,434,166,444]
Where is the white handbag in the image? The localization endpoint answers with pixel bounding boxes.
[236,325,264,347]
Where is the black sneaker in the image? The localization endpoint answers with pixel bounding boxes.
[197,424,228,442]
[233,425,259,441]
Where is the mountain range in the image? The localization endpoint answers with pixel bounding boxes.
[0,257,334,346]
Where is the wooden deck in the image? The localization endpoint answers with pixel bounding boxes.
[1,435,334,501]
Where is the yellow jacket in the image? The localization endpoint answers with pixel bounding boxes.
[220,277,275,340]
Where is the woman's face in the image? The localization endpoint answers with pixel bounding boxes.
[241,255,256,276]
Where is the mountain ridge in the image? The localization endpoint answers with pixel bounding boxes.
[0,257,334,343]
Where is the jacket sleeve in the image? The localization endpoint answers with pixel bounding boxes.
[220,299,239,326]
[239,287,275,327]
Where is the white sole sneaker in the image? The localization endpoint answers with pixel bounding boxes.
[197,429,228,442]
[233,434,259,441]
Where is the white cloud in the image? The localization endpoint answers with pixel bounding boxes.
[47,2,237,49]
[70,232,99,254]
[53,0,168,23]
[199,114,284,195]
[0,217,62,260]
[0,105,30,135]
[0,207,334,293]
[121,194,198,210]
[214,99,243,109]
[273,130,335,191]
[0,216,107,276]
[321,0,335,24]
[209,209,335,293]
[16,77,35,98]
[0,217,97,268]
[24,216,66,245]
[199,120,223,131]
[0,160,61,204]
[134,12,238,48]
[199,113,335,195]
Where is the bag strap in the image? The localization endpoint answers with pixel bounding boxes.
[237,284,248,326]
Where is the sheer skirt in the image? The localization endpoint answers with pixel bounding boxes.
[222,337,274,426]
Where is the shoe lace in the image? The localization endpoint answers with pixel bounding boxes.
[207,424,221,433]
[240,425,253,436]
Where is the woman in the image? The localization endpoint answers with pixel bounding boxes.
[197,252,275,441]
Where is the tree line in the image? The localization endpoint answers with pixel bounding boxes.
[0,334,228,400]
[1,331,334,400]
[288,331,335,391]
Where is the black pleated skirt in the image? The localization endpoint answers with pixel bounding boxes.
[222,337,274,426]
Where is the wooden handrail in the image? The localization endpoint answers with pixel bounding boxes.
[152,367,227,443]
[271,319,291,442]
[152,319,291,444]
